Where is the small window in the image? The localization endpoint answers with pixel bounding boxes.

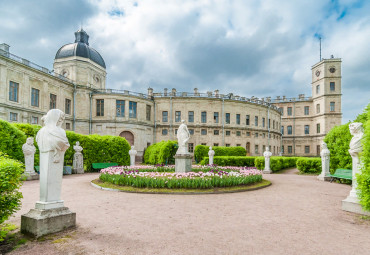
[96,99,104,116]
[236,114,240,125]
[9,81,19,102]
[287,107,292,116]
[116,100,125,117]
[162,129,168,135]
[226,130,231,136]
[317,123,320,134]
[65,98,71,115]
[304,125,309,135]
[246,132,251,137]
[330,102,335,112]
[316,104,320,114]
[255,132,258,138]
[273,120,275,129]
[255,145,259,154]
[31,116,38,124]
[175,111,181,122]
[263,133,266,138]
[201,143,206,145]
[214,143,219,147]
[146,105,151,121]
[246,115,250,125]
[330,82,335,91]
[201,129,207,135]
[9,112,18,121]
[201,111,207,123]
[50,94,57,109]
[262,118,265,128]
[188,143,194,153]
[175,129,178,135]
[236,144,241,146]
[129,101,137,118]
[305,146,310,154]
[31,88,39,107]
[236,131,241,136]
[255,116,258,126]
[281,146,284,154]
[189,129,194,135]
[65,123,71,130]
[281,126,284,135]
[214,112,219,123]
[162,111,168,122]
[288,146,293,154]
[304,106,309,115]
[188,111,194,123]
[262,145,266,152]
[225,144,230,147]
[279,107,284,116]
[287,126,292,135]
[225,113,230,124]
[214,130,219,135]
[268,119,270,129]
[316,85,320,94]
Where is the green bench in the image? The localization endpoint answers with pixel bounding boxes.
[92,163,118,171]
[329,168,352,183]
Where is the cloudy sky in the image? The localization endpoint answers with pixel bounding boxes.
[0,0,369,122]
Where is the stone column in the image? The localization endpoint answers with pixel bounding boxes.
[72,141,84,174]
[263,147,272,174]
[21,109,76,237]
[342,122,370,216]
[208,146,215,165]
[129,146,137,166]
[22,137,39,180]
[318,141,331,181]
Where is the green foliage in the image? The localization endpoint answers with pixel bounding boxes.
[0,223,17,242]
[296,158,321,174]
[0,120,27,162]
[194,145,246,163]
[143,140,177,165]
[200,156,256,166]
[255,156,299,172]
[0,152,24,226]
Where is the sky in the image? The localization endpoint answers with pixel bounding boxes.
[0,0,369,123]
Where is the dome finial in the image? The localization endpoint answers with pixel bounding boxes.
[75,29,89,45]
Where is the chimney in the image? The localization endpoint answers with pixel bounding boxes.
[147,87,153,96]
[171,88,177,96]
[214,90,219,97]
[164,88,168,96]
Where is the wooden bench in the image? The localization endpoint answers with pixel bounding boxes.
[329,168,352,183]
[92,163,118,171]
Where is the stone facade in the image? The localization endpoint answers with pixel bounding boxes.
[0,31,342,158]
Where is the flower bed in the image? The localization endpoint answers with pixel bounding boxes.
[99,166,262,189]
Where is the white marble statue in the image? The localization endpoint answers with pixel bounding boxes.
[73,141,84,174]
[208,146,215,165]
[263,147,272,174]
[22,137,38,179]
[129,146,137,166]
[176,120,190,154]
[318,141,330,181]
[35,109,70,209]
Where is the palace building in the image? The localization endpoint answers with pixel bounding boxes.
[0,29,342,160]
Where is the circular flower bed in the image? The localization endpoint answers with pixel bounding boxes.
[99,165,263,189]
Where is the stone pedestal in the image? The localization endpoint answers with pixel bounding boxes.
[342,197,370,216]
[174,154,192,173]
[21,207,76,238]
[23,172,39,181]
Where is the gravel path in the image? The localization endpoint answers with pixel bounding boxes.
[7,169,370,255]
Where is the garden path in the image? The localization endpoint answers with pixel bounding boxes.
[8,170,370,255]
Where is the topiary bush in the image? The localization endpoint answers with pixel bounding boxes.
[0,120,27,162]
[296,158,321,174]
[255,156,300,172]
[194,145,246,163]
[143,140,178,165]
[0,152,24,228]
[200,156,256,166]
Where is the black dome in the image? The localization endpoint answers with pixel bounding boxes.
[55,29,106,68]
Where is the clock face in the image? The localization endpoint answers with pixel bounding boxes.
[315,70,320,77]
[329,67,336,73]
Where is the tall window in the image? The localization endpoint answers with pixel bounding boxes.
[146,105,151,121]
[65,98,71,114]
[316,104,320,113]
[304,106,309,115]
[288,146,293,154]
[255,116,258,126]
[304,125,309,134]
[31,88,39,107]
[255,145,259,154]
[162,111,168,122]
[330,82,335,91]
[188,111,194,122]
[96,99,104,116]
[287,125,292,135]
[31,116,38,124]
[236,114,240,125]
[236,131,241,136]
[214,112,219,123]
[175,111,181,122]
[305,146,310,154]
[273,120,275,129]
[279,107,284,116]
[281,146,284,154]
[330,102,335,112]
[226,130,230,136]
[317,123,320,133]
[225,113,230,124]
[201,111,207,123]
[9,81,19,102]
[316,85,320,94]
[129,101,137,118]
[214,130,219,135]
[9,112,18,121]
[268,119,270,129]
[262,117,265,127]
[50,94,57,109]
[189,129,194,135]
[287,107,292,116]
[162,129,168,135]
[281,126,284,135]
[116,100,125,117]
[246,115,250,125]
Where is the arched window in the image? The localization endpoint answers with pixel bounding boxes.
[119,131,134,145]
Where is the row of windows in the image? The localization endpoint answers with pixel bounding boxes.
[96,99,151,120]
[162,111,279,129]
[280,102,336,116]
[281,124,321,135]
[281,145,316,154]
[316,82,336,95]
[8,112,72,130]
[183,143,282,154]
[9,81,72,114]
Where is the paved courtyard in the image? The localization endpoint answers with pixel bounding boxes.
[8,169,370,255]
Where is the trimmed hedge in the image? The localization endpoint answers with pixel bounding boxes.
[0,120,27,162]
[194,145,246,163]
[200,156,256,166]
[143,140,178,165]
[255,156,299,172]
[0,152,24,226]
[296,158,321,174]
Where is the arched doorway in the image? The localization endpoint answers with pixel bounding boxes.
[119,131,134,145]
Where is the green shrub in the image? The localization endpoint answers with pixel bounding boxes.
[143,140,178,165]
[200,156,256,166]
[0,120,27,162]
[194,145,246,163]
[255,156,299,172]
[296,158,321,174]
[0,152,24,227]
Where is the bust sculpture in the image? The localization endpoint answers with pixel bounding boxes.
[73,141,84,174]
[22,137,37,177]
[176,120,190,154]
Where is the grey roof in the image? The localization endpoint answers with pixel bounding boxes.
[55,29,106,68]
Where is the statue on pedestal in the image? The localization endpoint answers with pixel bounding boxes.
[263,147,272,174]
[318,141,330,181]
[129,146,137,166]
[208,146,215,165]
[22,137,38,180]
[176,120,190,155]
[73,141,84,174]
